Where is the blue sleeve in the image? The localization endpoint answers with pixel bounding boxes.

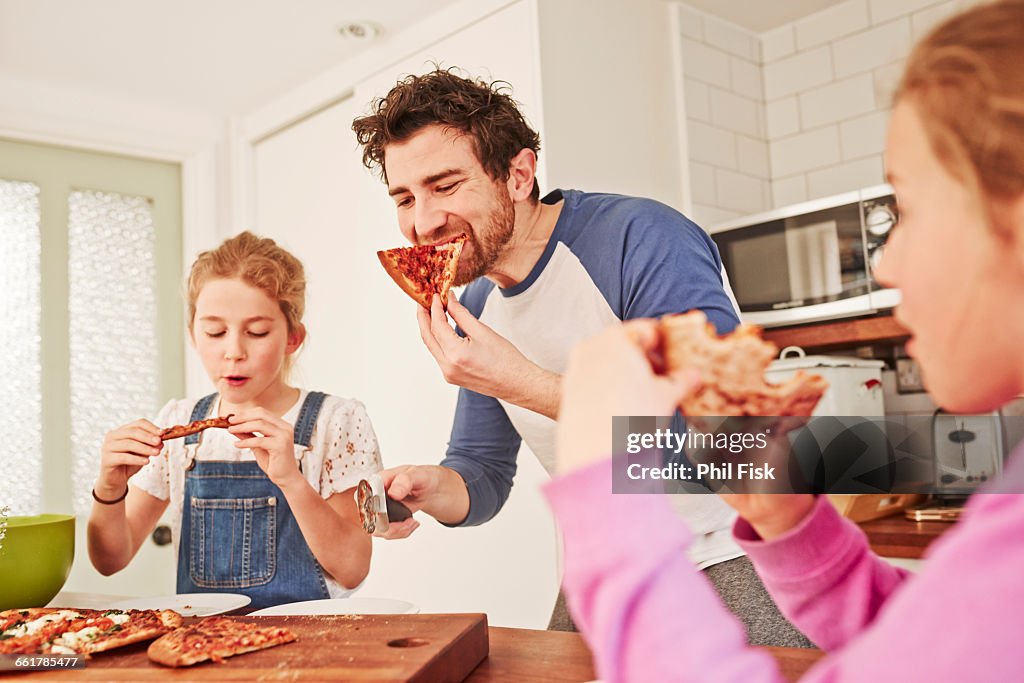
[438,387,522,527]
[621,206,740,335]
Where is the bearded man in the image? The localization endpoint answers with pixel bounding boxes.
[351,68,810,647]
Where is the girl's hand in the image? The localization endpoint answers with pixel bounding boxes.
[228,409,301,488]
[95,419,163,499]
[556,320,702,475]
[719,494,816,541]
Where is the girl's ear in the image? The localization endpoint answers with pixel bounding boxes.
[286,324,306,355]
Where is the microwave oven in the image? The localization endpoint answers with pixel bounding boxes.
[708,184,901,328]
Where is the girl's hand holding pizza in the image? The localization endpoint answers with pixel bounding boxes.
[228,409,301,488]
[95,419,164,500]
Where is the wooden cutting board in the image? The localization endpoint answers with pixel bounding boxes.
[22,614,489,681]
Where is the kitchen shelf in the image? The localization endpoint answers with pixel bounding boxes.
[762,314,910,353]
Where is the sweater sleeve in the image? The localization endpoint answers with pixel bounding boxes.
[544,459,784,683]
[733,496,910,651]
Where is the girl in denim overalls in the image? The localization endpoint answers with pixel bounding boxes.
[88,232,382,608]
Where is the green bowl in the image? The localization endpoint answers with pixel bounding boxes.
[0,514,75,610]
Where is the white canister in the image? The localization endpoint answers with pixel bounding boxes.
[765,347,886,416]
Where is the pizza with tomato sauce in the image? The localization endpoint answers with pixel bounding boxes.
[147,616,296,667]
[377,235,467,309]
[661,310,828,416]
[0,607,182,656]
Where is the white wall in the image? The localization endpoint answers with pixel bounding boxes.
[534,0,685,208]
[677,0,977,224]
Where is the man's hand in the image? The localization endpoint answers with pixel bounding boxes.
[377,464,471,539]
[417,293,560,419]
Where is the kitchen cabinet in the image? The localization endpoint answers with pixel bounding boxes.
[761,314,911,354]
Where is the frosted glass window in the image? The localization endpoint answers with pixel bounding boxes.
[68,190,161,515]
[0,180,42,515]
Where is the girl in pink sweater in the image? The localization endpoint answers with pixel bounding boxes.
[544,3,1024,681]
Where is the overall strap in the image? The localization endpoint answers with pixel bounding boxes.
[293,391,328,448]
[184,393,219,446]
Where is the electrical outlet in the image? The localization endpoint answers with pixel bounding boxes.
[896,357,925,393]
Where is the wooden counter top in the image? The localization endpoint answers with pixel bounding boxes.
[858,513,951,559]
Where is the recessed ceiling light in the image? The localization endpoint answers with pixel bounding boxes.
[338,22,381,41]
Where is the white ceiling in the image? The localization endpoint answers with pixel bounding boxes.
[0,0,849,118]
[682,0,851,32]
[0,0,461,116]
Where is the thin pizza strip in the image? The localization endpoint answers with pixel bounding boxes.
[377,234,466,309]
[147,616,297,667]
[160,415,234,441]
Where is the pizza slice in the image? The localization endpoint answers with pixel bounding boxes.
[160,415,233,441]
[147,616,297,667]
[377,235,467,309]
[0,608,182,656]
[660,310,828,417]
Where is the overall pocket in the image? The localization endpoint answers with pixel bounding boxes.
[189,496,277,588]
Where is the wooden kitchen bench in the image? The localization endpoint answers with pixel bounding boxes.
[12,624,824,681]
[857,513,951,559]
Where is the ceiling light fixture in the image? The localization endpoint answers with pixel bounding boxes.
[338,21,381,41]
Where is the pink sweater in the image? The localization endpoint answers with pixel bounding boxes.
[543,449,1024,682]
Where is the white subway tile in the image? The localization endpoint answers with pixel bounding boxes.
[770,126,841,177]
[762,180,773,210]
[772,175,808,207]
[730,57,763,101]
[807,156,884,198]
[874,61,905,108]
[703,15,758,61]
[760,24,795,62]
[911,0,957,40]
[737,135,771,179]
[766,97,800,138]
[840,110,890,160]
[763,46,833,100]
[832,19,912,79]
[689,161,717,205]
[688,120,738,170]
[799,73,875,129]
[676,3,704,40]
[681,38,731,86]
[692,203,742,228]
[715,168,767,214]
[795,0,870,50]
[710,88,762,138]
[770,175,811,206]
[685,78,711,122]
[870,0,943,24]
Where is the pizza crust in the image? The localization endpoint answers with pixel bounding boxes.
[661,310,828,417]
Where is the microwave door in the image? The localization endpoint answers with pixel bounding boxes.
[786,219,842,301]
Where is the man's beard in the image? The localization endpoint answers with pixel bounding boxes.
[452,187,515,286]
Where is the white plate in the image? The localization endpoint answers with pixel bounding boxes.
[248,597,419,617]
[109,593,251,617]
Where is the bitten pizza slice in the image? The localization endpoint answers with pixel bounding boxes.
[377,235,467,309]
[147,616,296,667]
[660,310,828,417]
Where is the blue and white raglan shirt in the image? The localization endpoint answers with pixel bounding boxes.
[442,189,745,568]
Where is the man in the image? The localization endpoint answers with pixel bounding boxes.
[352,68,809,646]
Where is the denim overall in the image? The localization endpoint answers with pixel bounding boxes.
[176,391,331,608]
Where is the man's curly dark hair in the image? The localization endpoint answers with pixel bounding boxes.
[352,67,542,202]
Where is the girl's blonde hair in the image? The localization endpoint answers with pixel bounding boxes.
[896,0,1024,237]
[187,231,306,338]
